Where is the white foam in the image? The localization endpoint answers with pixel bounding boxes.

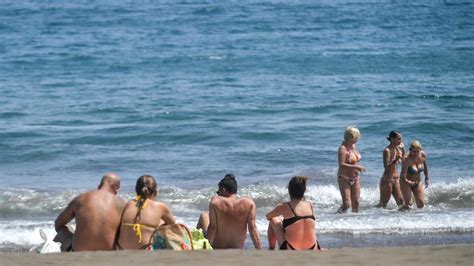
[0,221,57,247]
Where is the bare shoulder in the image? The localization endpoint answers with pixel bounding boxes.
[75,191,92,204]
[210,195,221,205]
[238,196,256,206]
[152,200,171,210]
[421,151,427,159]
[338,144,347,152]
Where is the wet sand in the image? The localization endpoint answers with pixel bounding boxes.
[1,245,472,266]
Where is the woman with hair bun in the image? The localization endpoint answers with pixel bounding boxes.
[266,176,320,250]
[399,141,430,210]
[337,126,366,213]
[376,130,405,208]
[117,175,176,249]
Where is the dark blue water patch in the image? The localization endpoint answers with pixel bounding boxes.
[0,112,28,119]
[0,131,48,141]
[402,121,473,136]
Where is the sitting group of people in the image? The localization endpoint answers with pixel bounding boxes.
[336,126,430,213]
[55,173,319,251]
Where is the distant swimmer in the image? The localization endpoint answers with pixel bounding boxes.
[376,130,405,208]
[54,173,125,251]
[116,175,176,250]
[266,176,320,250]
[399,140,430,211]
[196,174,261,249]
[337,126,366,213]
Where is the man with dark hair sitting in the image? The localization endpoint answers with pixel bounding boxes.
[197,173,261,249]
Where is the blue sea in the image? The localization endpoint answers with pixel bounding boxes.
[0,0,473,251]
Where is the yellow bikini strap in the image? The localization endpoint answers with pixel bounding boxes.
[135,196,148,209]
[132,224,143,243]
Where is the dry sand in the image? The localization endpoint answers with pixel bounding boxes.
[1,245,472,266]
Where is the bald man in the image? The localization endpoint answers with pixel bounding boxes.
[54,173,125,251]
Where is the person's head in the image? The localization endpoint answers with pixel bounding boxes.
[409,140,423,156]
[288,176,309,200]
[135,175,158,199]
[217,173,237,196]
[134,175,158,222]
[344,126,361,144]
[387,130,403,145]
[98,172,121,194]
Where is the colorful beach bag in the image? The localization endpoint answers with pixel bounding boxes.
[151,224,194,251]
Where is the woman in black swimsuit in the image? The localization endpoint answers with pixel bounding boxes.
[399,140,429,210]
[266,176,320,250]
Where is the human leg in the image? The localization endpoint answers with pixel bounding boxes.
[350,178,360,212]
[196,211,209,237]
[377,177,391,208]
[337,176,351,213]
[413,183,425,209]
[268,216,284,250]
[399,179,413,211]
[392,179,404,207]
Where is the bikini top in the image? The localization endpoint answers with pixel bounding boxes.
[408,164,424,175]
[117,197,158,248]
[282,202,315,229]
[346,149,361,165]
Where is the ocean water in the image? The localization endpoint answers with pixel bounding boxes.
[0,0,473,251]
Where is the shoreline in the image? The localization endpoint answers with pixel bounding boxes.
[1,245,472,266]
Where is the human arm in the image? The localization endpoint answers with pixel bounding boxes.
[423,152,429,188]
[55,199,76,232]
[159,203,176,225]
[265,203,284,221]
[206,197,218,245]
[384,148,402,169]
[247,200,261,249]
[383,148,392,169]
[400,157,415,185]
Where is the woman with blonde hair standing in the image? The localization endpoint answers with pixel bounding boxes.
[337,126,366,213]
[399,141,429,210]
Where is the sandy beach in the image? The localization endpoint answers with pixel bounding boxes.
[1,245,472,266]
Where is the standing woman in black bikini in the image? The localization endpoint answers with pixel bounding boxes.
[337,126,366,213]
[266,176,319,250]
[117,175,176,249]
[399,141,430,210]
[376,130,405,208]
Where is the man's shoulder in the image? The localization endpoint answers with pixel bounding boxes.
[78,190,121,203]
[237,196,255,205]
[209,195,221,205]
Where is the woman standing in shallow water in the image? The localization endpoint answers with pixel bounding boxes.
[399,140,429,210]
[376,131,405,208]
[337,126,366,213]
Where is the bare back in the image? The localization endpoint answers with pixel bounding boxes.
[283,201,316,250]
[209,195,256,249]
[117,199,175,249]
[71,190,124,251]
